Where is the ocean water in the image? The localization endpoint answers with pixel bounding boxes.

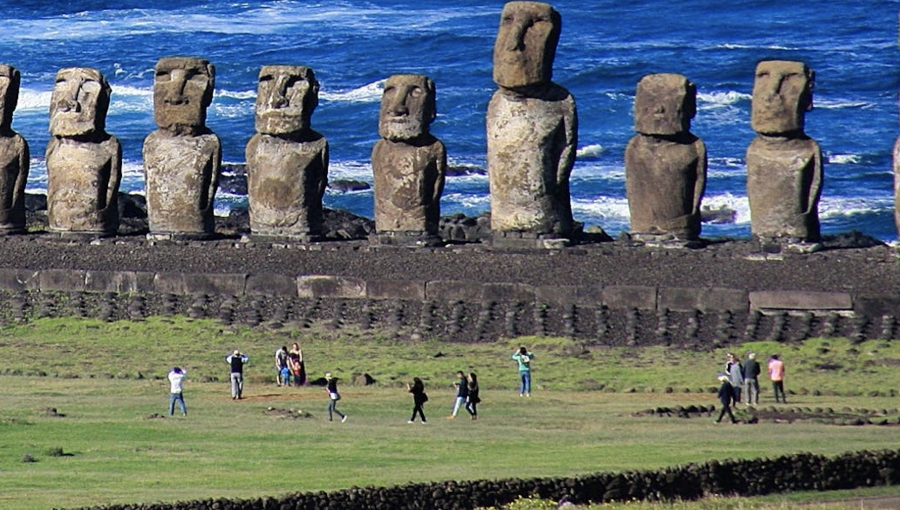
[3,0,899,240]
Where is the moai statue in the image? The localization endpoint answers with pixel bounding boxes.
[746,60,822,247]
[625,74,707,243]
[0,65,28,234]
[246,66,328,241]
[144,57,220,239]
[371,74,447,246]
[487,1,577,248]
[46,68,122,236]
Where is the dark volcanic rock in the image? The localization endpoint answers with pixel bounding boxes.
[330,179,371,193]
[323,208,375,240]
[439,212,491,242]
[446,165,486,176]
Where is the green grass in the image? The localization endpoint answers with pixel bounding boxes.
[1,318,900,509]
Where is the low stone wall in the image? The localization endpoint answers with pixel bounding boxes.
[1,268,898,343]
[58,449,900,510]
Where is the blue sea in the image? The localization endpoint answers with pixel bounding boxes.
[3,0,899,240]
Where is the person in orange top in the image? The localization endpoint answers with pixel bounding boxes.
[768,354,786,403]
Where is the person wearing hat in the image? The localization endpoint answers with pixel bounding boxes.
[715,374,737,424]
[325,372,347,422]
[226,349,250,400]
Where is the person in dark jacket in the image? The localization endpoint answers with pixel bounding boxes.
[743,352,761,405]
[226,349,249,400]
[465,372,481,420]
[715,374,737,424]
[325,372,347,423]
[407,377,427,424]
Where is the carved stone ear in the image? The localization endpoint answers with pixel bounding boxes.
[427,78,437,123]
[805,70,815,111]
[203,63,217,107]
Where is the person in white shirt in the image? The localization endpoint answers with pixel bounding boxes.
[168,367,188,416]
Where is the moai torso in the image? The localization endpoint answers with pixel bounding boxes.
[746,60,822,242]
[0,65,28,233]
[486,2,576,239]
[144,57,220,238]
[372,75,446,238]
[625,74,706,240]
[246,66,328,239]
[46,67,121,235]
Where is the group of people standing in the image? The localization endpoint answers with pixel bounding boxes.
[274,343,307,387]
[715,352,788,424]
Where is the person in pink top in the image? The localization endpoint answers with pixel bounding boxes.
[768,355,786,403]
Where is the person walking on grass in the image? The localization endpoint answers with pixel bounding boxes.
[408,377,428,424]
[512,346,535,397]
[168,367,187,416]
[226,349,249,400]
[448,370,469,419]
[743,352,761,406]
[465,372,480,420]
[325,372,347,423]
[715,374,737,424]
[768,354,787,403]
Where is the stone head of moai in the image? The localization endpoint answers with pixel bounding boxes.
[492,1,561,90]
[153,57,215,133]
[379,74,436,142]
[634,73,696,137]
[0,65,20,133]
[49,67,111,138]
[751,60,814,136]
[255,65,319,135]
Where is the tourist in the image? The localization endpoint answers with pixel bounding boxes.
[715,374,737,424]
[275,345,289,386]
[448,370,469,419]
[408,377,428,424]
[768,354,787,403]
[226,349,249,400]
[167,366,187,416]
[725,353,743,406]
[743,352,761,405]
[512,346,535,397]
[289,342,306,386]
[465,372,480,420]
[325,372,347,423]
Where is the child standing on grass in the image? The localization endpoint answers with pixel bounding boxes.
[408,377,428,424]
[715,374,737,424]
[325,372,347,422]
[167,367,187,416]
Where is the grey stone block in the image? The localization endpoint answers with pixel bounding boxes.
[750,290,852,310]
[603,285,657,310]
[0,268,40,291]
[368,280,426,300]
[39,269,87,292]
[659,287,749,312]
[246,273,297,297]
[183,273,247,296]
[154,273,187,295]
[482,283,535,302]
[297,275,366,299]
[535,285,603,306]
[853,296,900,318]
[85,271,155,294]
[425,280,484,302]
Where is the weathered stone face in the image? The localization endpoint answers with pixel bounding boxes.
[493,1,560,90]
[751,60,813,136]
[49,68,110,138]
[255,66,318,135]
[153,57,215,131]
[634,74,695,136]
[0,65,20,132]
[379,75,435,142]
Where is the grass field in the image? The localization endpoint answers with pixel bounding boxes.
[3,317,900,509]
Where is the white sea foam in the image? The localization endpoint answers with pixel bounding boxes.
[442,193,491,209]
[819,196,892,219]
[698,91,751,108]
[17,88,52,111]
[701,193,751,224]
[215,89,256,101]
[321,80,386,103]
[716,43,796,51]
[827,154,862,165]
[576,144,604,160]
[814,99,872,110]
